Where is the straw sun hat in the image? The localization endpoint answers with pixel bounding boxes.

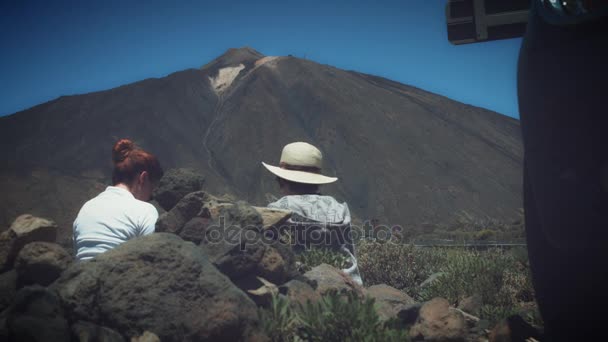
[262,142,338,185]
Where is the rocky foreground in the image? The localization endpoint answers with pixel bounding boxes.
[0,169,539,341]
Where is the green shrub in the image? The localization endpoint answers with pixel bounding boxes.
[418,249,509,304]
[408,210,526,243]
[296,248,351,272]
[478,304,520,324]
[475,229,496,241]
[258,295,299,342]
[357,241,446,297]
[258,292,410,342]
[416,248,537,324]
[357,241,539,325]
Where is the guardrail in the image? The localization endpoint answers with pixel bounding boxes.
[410,241,527,249]
[360,238,527,249]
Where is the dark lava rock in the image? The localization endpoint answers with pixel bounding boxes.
[52,233,263,342]
[278,279,321,306]
[15,241,73,286]
[302,263,364,297]
[71,320,126,342]
[365,284,417,321]
[0,270,17,312]
[0,214,58,272]
[3,285,70,342]
[153,168,205,211]
[155,191,211,234]
[200,201,297,291]
[409,297,466,342]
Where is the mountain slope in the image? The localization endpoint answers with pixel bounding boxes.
[0,47,523,244]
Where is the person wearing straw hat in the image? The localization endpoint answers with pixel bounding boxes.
[262,142,363,285]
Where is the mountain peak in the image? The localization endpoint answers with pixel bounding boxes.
[201,47,265,71]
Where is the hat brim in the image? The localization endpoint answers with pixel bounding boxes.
[262,162,338,185]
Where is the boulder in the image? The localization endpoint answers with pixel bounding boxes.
[397,303,423,326]
[302,264,364,297]
[488,315,542,342]
[72,321,126,342]
[131,331,161,342]
[200,202,297,290]
[149,200,166,216]
[0,270,17,312]
[52,233,262,342]
[457,294,483,315]
[0,234,15,271]
[179,217,211,244]
[0,214,58,271]
[153,168,205,211]
[252,207,292,230]
[259,244,294,283]
[218,200,263,229]
[9,214,58,239]
[488,319,511,342]
[15,241,73,286]
[3,285,70,342]
[155,191,236,236]
[155,191,212,234]
[409,297,467,341]
[278,279,321,306]
[365,284,417,321]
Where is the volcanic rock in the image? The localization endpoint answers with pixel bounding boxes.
[302,263,364,297]
[0,214,58,271]
[153,168,205,211]
[278,279,321,306]
[488,315,542,342]
[457,294,483,315]
[131,331,161,342]
[3,285,70,342]
[365,284,417,321]
[252,207,292,230]
[179,216,210,244]
[15,241,72,286]
[52,233,262,342]
[72,320,126,342]
[155,191,211,234]
[409,297,467,341]
[0,270,17,312]
[200,201,297,290]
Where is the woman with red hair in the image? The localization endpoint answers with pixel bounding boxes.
[73,139,164,260]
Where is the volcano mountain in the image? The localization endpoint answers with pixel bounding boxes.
[0,47,523,245]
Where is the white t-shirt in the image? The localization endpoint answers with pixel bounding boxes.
[73,186,158,260]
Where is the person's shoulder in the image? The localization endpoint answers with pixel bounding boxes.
[317,194,347,205]
[132,200,158,216]
[77,190,108,212]
[268,196,290,208]
[73,190,111,226]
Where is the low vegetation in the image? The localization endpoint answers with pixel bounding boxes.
[258,292,410,342]
[295,247,351,272]
[361,241,539,325]
[297,240,541,326]
[393,210,526,244]
[269,211,542,340]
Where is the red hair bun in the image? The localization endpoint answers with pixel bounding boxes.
[112,139,135,164]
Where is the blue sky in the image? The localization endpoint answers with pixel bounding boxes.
[0,1,522,118]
